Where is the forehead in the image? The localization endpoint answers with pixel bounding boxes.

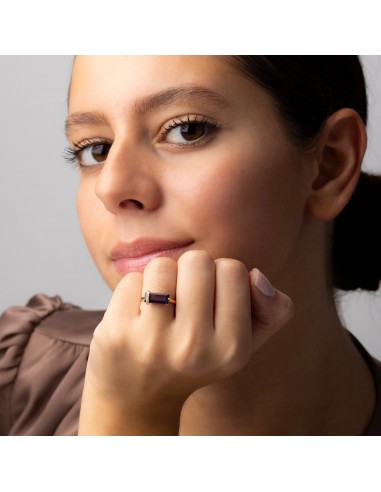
[68,56,273,115]
[70,56,229,107]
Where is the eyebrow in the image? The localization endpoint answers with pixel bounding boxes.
[65,85,230,137]
[65,111,108,137]
[134,85,230,114]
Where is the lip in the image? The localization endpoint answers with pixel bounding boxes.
[110,238,194,275]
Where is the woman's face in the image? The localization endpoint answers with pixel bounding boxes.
[68,56,312,290]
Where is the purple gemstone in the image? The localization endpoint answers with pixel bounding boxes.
[147,292,170,304]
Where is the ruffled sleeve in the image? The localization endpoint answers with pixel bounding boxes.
[0,295,65,384]
[0,294,104,435]
[0,295,65,434]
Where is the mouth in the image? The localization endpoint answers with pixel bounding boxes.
[110,238,194,275]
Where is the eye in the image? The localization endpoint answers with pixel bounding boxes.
[64,139,112,168]
[167,122,206,143]
[80,143,110,166]
[161,115,219,146]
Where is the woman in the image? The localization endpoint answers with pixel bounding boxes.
[1,56,380,435]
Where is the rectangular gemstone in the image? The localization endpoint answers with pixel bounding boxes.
[148,292,170,304]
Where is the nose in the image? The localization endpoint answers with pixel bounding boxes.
[95,142,163,214]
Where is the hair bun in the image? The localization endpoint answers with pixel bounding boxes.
[333,171,381,290]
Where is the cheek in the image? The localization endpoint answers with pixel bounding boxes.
[185,147,306,275]
[76,183,104,257]
[77,187,119,290]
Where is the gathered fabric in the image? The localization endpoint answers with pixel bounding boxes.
[0,294,104,436]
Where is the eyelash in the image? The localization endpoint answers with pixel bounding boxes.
[159,114,220,142]
[63,114,221,168]
[63,137,110,168]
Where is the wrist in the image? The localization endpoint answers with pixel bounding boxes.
[78,380,183,436]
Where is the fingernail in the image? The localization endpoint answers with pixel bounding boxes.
[253,269,275,298]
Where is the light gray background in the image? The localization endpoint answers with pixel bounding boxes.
[1,56,381,359]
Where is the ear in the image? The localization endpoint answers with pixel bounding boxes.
[306,109,367,221]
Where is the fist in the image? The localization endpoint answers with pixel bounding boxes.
[84,250,294,413]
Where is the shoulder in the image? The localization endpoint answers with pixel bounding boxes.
[0,293,104,353]
[350,333,381,435]
[0,294,104,435]
[33,295,105,346]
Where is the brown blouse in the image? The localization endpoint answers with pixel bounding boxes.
[0,293,380,435]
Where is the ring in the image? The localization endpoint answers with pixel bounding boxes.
[140,291,176,305]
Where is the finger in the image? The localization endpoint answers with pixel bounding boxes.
[175,250,215,329]
[102,272,143,324]
[249,268,294,352]
[141,256,178,325]
[213,258,252,366]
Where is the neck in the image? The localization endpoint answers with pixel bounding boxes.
[179,222,376,435]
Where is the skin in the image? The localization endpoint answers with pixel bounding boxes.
[68,56,376,435]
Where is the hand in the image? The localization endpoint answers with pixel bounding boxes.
[78,250,294,435]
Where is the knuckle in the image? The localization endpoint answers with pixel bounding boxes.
[115,271,142,292]
[220,339,251,372]
[178,249,214,268]
[170,334,210,373]
[145,256,176,275]
[224,354,245,375]
[169,350,192,374]
[215,257,248,279]
[174,348,202,373]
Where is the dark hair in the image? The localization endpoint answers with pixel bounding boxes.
[229,56,381,291]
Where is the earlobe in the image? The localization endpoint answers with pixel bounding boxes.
[307,108,367,221]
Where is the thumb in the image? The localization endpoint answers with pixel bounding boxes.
[249,268,294,352]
